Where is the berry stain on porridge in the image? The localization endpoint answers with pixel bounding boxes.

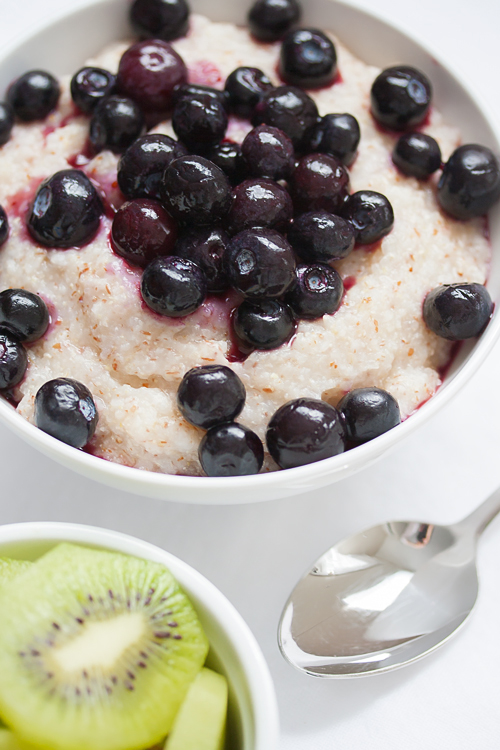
[0,0,499,477]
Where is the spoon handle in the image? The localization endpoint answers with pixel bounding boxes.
[455,486,500,538]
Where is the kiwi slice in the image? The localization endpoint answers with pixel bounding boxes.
[0,559,31,588]
[164,668,228,750]
[0,728,37,750]
[0,543,209,750]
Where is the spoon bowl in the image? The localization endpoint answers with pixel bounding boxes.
[279,488,500,677]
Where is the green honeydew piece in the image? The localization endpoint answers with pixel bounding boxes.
[0,560,32,589]
[0,543,209,750]
[164,667,228,750]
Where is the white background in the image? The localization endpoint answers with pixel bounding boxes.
[1,0,500,748]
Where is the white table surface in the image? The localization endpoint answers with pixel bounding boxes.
[1,0,500,748]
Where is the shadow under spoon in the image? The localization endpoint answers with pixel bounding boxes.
[278,487,500,677]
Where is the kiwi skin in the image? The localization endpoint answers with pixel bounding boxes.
[0,543,209,750]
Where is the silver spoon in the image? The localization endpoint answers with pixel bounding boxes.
[278,487,500,678]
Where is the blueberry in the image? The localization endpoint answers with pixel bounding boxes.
[90,95,144,154]
[199,422,264,477]
[224,228,296,298]
[224,67,274,118]
[337,387,401,443]
[34,378,98,449]
[307,113,360,166]
[7,70,60,122]
[280,28,337,89]
[288,211,355,262]
[393,132,441,179]
[70,67,116,114]
[437,145,500,220]
[177,364,245,429]
[285,263,343,319]
[253,85,318,149]
[141,256,207,317]
[175,227,230,293]
[161,155,232,225]
[371,66,432,131]
[130,0,190,41]
[241,125,295,181]
[172,94,228,152]
[233,298,295,351]
[226,178,293,235]
[27,170,104,249]
[266,397,345,469]
[340,190,394,245]
[173,83,230,112]
[248,0,301,42]
[0,205,9,247]
[423,283,493,340]
[0,329,28,390]
[290,154,350,214]
[116,40,187,113]
[0,289,49,342]
[118,134,188,200]
[111,199,178,267]
[206,142,246,185]
[0,102,14,146]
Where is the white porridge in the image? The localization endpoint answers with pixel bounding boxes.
[0,14,490,475]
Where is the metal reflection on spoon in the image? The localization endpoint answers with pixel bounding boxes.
[278,487,500,677]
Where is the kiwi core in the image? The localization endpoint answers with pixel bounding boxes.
[52,612,145,673]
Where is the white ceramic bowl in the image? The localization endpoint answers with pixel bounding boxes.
[0,521,279,750]
[0,0,499,504]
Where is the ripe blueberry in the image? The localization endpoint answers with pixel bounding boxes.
[340,190,394,245]
[266,398,345,469]
[70,67,116,114]
[393,132,442,179]
[280,28,337,89]
[0,329,28,390]
[130,0,190,41]
[224,228,296,298]
[371,66,432,131]
[162,155,232,226]
[35,378,98,449]
[118,134,188,200]
[111,199,177,267]
[7,70,60,121]
[89,96,144,154]
[141,256,207,317]
[0,289,49,342]
[423,283,493,340]
[248,0,301,42]
[177,365,246,429]
[337,387,401,443]
[226,178,293,235]
[199,422,264,477]
[288,211,355,263]
[28,170,104,249]
[437,145,500,220]
[233,298,295,351]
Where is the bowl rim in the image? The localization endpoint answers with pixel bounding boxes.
[1,0,500,501]
[0,520,280,750]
